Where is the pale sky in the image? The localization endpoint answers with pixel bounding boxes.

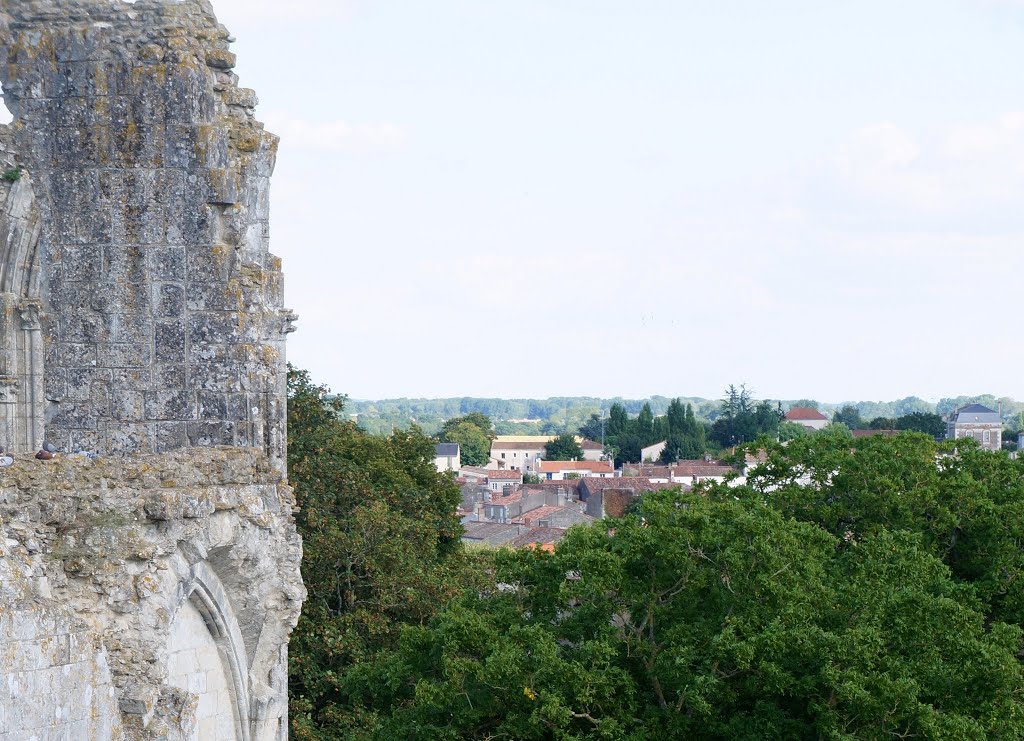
[210,0,1023,401]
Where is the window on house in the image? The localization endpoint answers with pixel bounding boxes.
[984,430,991,443]
[501,453,505,459]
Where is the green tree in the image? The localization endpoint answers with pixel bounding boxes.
[788,398,820,410]
[345,488,1024,739]
[286,368,483,738]
[607,403,629,437]
[778,420,810,441]
[636,403,656,444]
[894,411,945,437]
[543,433,585,461]
[578,412,605,443]
[711,387,780,447]
[733,430,1024,625]
[438,413,494,465]
[831,404,863,429]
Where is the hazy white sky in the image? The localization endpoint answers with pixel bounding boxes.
[209,0,1024,401]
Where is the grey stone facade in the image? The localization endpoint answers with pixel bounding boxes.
[0,0,295,466]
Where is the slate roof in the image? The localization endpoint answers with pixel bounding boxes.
[785,407,828,421]
[461,521,523,546]
[507,527,566,549]
[953,404,1000,424]
[514,505,568,524]
[959,403,997,414]
[434,443,459,456]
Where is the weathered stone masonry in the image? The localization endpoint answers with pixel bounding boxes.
[0,2,305,739]
[0,0,295,465]
[0,450,304,740]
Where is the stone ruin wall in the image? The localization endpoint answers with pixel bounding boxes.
[0,2,306,739]
[0,449,304,740]
[0,0,295,464]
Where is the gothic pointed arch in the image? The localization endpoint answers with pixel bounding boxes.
[0,149,44,453]
[167,560,252,741]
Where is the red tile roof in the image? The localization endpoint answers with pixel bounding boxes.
[487,470,523,480]
[627,463,735,478]
[491,441,547,450]
[578,477,681,493]
[785,406,828,421]
[538,460,614,473]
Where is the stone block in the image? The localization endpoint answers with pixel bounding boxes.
[185,282,233,312]
[193,393,231,430]
[60,311,105,346]
[103,245,148,285]
[205,49,236,70]
[188,362,240,393]
[99,343,152,369]
[89,282,151,315]
[110,122,165,169]
[154,365,186,390]
[144,390,194,421]
[57,343,97,367]
[187,313,241,347]
[152,422,187,453]
[111,368,151,391]
[66,368,112,402]
[111,391,145,422]
[154,284,185,318]
[107,423,149,454]
[186,421,236,447]
[154,321,186,363]
[149,247,186,281]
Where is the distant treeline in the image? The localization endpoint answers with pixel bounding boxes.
[345,393,1024,437]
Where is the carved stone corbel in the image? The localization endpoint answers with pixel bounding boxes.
[17,299,41,331]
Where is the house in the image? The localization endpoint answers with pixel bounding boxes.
[538,460,614,480]
[785,406,829,430]
[481,482,585,525]
[489,435,608,471]
[578,439,606,462]
[433,443,460,472]
[946,403,1002,451]
[640,440,667,463]
[577,477,680,518]
[514,505,594,529]
[461,521,525,547]
[507,528,566,552]
[485,469,523,491]
[621,461,736,486]
[458,466,493,484]
[489,436,549,472]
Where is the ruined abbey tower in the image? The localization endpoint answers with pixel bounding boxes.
[0,1,305,739]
